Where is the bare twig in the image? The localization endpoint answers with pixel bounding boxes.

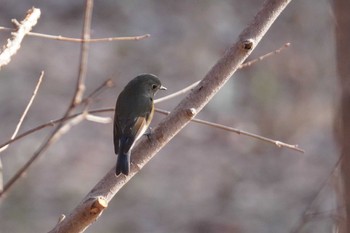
[86,114,111,124]
[0,108,113,150]
[154,81,200,104]
[0,79,112,197]
[0,27,150,42]
[155,42,291,104]
[0,8,104,197]
[0,105,303,153]
[155,108,304,153]
[0,71,44,153]
[1,0,94,194]
[83,79,114,104]
[0,113,87,198]
[0,103,303,154]
[72,0,93,106]
[0,0,133,198]
[0,8,41,69]
[0,71,44,194]
[51,110,88,140]
[239,42,290,69]
[48,1,293,232]
[289,157,343,233]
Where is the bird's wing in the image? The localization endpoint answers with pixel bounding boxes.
[113,118,120,154]
[116,116,148,154]
[114,95,152,154]
[133,115,149,141]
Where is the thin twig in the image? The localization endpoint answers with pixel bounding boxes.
[0,113,87,198]
[0,42,289,149]
[0,108,112,150]
[82,79,114,104]
[1,1,116,198]
[55,0,94,122]
[72,0,93,106]
[0,0,97,197]
[155,42,291,104]
[0,78,112,197]
[0,8,41,69]
[155,108,304,153]
[0,102,304,156]
[154,81,200,104]
[0,71,44,153]
[0,81,112,197]
[289,156,343,233]
[0,27,150,42]
[86,114,111,124]
[0,76,113,150]
[239,42,290,68]
[51,110,88,140]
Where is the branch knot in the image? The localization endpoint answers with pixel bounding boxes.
[186,108,197,118]
[241,39,254,50]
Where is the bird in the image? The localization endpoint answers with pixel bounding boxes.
[113,74,166,176]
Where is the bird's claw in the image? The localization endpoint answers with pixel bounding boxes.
[144,127,156,146]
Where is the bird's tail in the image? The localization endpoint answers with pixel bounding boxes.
[116,152,130,176]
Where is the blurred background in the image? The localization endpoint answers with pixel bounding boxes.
[0,1,339,233]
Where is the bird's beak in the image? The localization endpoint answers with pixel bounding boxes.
[160,85,167,90]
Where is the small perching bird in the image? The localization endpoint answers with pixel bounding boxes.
[113,74,166,176]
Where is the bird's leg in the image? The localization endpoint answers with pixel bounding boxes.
[144,127,153,140]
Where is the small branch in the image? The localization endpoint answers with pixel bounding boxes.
[0,77,113,150]
[0,108,112,150]
[86,114,111,124]
[0,7,41,69]
[0,27,150,42]
[0,0,112,199]
[155,108,304,153]
[0,77,111,151]
[72,0,93,106]
[155,42,291,104]
[0,2,97,196]
[289,156,343,233]
[82,79,114,105]
[0,98,304,156]
[239,42,290,69]
[0,71,44,153]
[0,72,44,192]
[154,80,200,104]
[52,110,88,139]
[0,79,112,197]
[0,113,87,198]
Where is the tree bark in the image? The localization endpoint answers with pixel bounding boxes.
[334,0,350,232]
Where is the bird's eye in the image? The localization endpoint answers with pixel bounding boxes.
[152,84,158,90]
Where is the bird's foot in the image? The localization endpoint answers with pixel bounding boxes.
[144,127,156,146]
[144,127,153,139]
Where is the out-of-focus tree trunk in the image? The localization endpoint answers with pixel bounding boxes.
[334,0,350,232]
[0,159,2,193]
